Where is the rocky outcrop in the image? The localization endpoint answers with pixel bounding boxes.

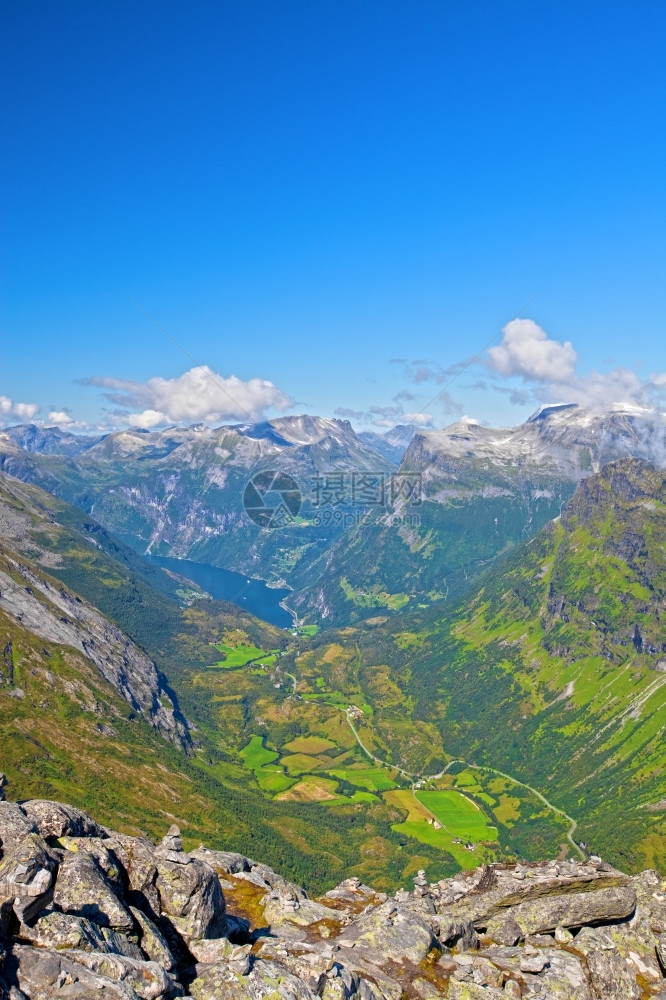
[2,792,666,999]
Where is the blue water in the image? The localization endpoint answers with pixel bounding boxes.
[146,556,293,628]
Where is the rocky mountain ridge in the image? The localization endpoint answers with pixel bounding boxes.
[1,785,665,999]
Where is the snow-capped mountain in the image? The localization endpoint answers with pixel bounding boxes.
[402,403,666,493]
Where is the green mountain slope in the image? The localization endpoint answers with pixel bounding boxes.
[312,459,666,871]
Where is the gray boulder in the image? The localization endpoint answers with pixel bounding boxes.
[105,833,162,917]
[154,853,225,945]
[189,958,318,1000]
[189,848,251,876]
[338,899,437,965]
[18,911,109,953]
[20,802,102,840]
[485,885,637,940]
[130,907,176,972]
[0,804,38,851]
[19,909,144,960]
[435,860,631,926]
[53,851,133,933]
[58,838,124,891]
[8,944,139,1000]
[261,892,344,933]
[54,950,181,1000]
[574,925,642,999]
[0,834,58,925]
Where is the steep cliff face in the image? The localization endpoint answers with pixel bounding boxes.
[1,788,665,999]
[0,549,190,750]
[0,474,191,752]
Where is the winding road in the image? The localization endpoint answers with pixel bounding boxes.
[343,707,584,860]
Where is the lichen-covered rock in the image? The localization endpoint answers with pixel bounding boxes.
[18,911,109,953]
[130,907,176,972]
[58,949,181,1000]
[20,801,102,840]
[435,860,630,926]
[481,944,592,999]
[53,850,133,932]
[448,953,503,988]
[0,804,38,851]
[189,848,250,876]
[154,854,225,945]
[0,834,58,925]
[189,958,318,1000]
[323,878,382,909]
[573,926,642,999]
[19,909,144,961]
[599,869,666,986]
[339,899,437,964]
[261,892,344,932]
[447,983,504,1000]
[248,863,308,902]
[485,885,637,939]
[106,833,162,917]
[58,838,124,890]
[8,943,139,1000]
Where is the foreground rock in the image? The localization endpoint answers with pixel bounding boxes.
[1,791,665,999]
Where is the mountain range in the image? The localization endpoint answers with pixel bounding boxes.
[1,404,664,626]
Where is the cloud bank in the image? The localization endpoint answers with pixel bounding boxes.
[485,319,666,411]
[82,366,293,428]
[0,395,40,425]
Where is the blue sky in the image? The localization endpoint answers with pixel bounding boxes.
[1,1,665,431]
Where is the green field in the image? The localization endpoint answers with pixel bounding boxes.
[256,769,297,793]
[281,752,324,775]
[240,735,279,769]
[416,790,498,842]
[391,819,487,867]
[388,788,498,867]
[329,766,399,793]
[210,644,268,668]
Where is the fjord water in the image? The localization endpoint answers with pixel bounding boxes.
[147,555,293,628]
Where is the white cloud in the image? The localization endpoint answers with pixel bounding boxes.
[83,366,293,427]
[47,410,74,425]
[402,412,434,427]
[0,395,40,424]
[483,318,666,414]
[131,409,168,429]
[487,319,577,382]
